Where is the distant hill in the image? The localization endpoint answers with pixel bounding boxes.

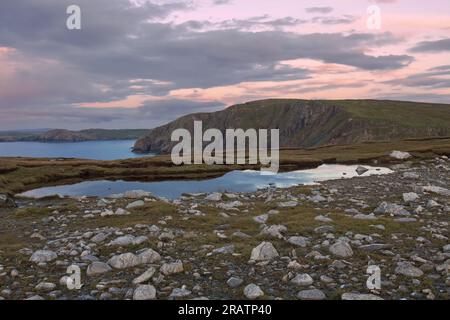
[133,99,450,154]
[0,129,150,142]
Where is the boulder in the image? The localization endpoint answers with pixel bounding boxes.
[250,242,279,261]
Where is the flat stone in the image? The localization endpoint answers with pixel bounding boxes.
[287,236,309,247]
[205,192,222,201]
[227,277,244,288]
[342,293,383,300]
[30,250,57,263]
[35,282,56,292]
[126,200,145,209]
[108,252,141,269]
[374,202,410,216]
[297,289,326,300]
[403,192,419,202]
[395,262,424,277]
[390,150,411,159]
[133,267,156,285]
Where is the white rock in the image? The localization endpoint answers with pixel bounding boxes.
[287,236,309,247]
[108,252,141,269]
[342,293,383,300]
[291,273,314,286]
[205,193,222,201]
[126,200,145,209]
[390,150,411,159]
[35,282,56,292]
[250,242,279,261]
[132,267,156,285]
[297,289,326,300]
[160,260,184,275]
[125,190,151,199]
[403,192,419,203]
[329,241,353,258]
[138,248,161,264]
[133,285,156,300]
[243,284,264,299]
[395,261,423,277]
[30,250,57,263]
[421,186,450,197]
[87,262,112,276]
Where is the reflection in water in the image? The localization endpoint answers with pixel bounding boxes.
[18,164,393,200]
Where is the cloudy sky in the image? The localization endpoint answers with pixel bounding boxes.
[0,0,449,130]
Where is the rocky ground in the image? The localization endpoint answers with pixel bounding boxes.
[0,155,449,300]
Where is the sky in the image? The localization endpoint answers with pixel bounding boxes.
[0,0,449,130]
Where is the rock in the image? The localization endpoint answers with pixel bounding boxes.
[373,202,410,216]
[243,284,264,299]
[227,277,244,288]
[217,201,243,210]
[390,150,411,159]
[297,289,326,300]
[133,267,156,285]
[212,245,235,254]
[205,192,222,201]
[30,250,57,263]
[427,200,439,208]
[26,295,45,300]
[160,260,184,276]
[0,194,16,208]
[403,192,419,202]
[115,208,130,216]
[253,214,269,224]
[124,190,151,199]
[315,215,333,222]
[250,242,279,261]
[291,273,314,286]
[126,200,145,209]
[170,286,192,298]
[443,244,450,253]
[35,282,56,292]
[109,235,136,246]
[138,248,161,264]
[133,285,156,300]
[260,225,287,239]
[342,293,383,300]
[421,186,450,197]
[310,195,326,202]
[87,262,112,276]
[355,166,369,175]
[278,201,298,207]
[108,252,141,269]
[359,244,391,252]
[329,241,353,258]
[402,172,419,179]
[353,214,377,220]
[395,262,424,277]
[287,236,309,247]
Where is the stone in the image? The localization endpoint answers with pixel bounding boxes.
[170,287,192,298]
[115,208,130,216]
[421,186,450,197]
[310,195,327,202]
[342,293,383,300]
[356,166,369,175]
[160,260,184,275]
[124,190,151,199]
[395,262,424,277]
[87,262,112,276]
[373,202,410,216]
[243,284,264,299]
[329,241,353,258]
[26,295,45,300]
[297,289,326,300]
[133,285,156,300]
[133,267,156,285]
[108,252,141,269]
[291,273,314,286]
[35,282,56,292]
[278,201,298,208]
[287,236,309,247]
[443,244,450,253]
[227,277,244,288]
[126,200,145,209]
[109,235,136,246]
[253,214,269,224]
[402,172,419,179]
[212,245,235,254]
[403,192,419,202]
[359,244,391,252]
[390,150,411,159]
[138,248,161,264]
[250,242,279,261]
[30,250,57,263]
[315,215,333,222]
[205,192,222,201]
[260,225,287,239]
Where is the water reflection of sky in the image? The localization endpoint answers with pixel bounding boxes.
[19,164,393,200]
